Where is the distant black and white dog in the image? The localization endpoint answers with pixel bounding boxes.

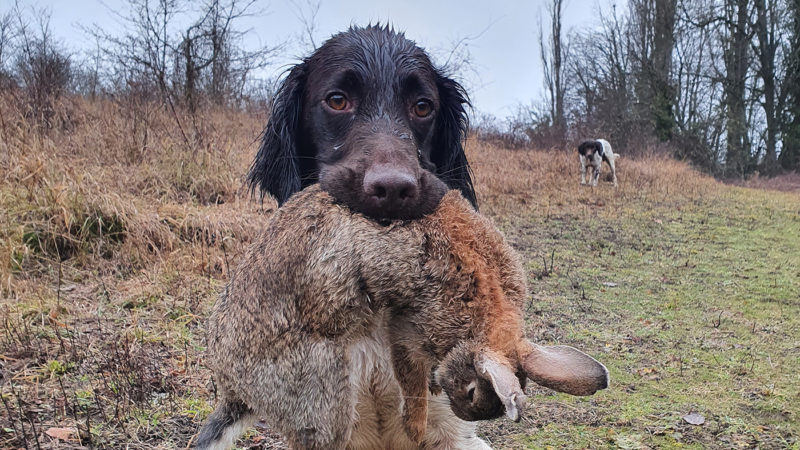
[578,139,619,187]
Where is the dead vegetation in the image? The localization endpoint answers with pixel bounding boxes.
[1,93,798,448]
[0,91,272,447]
[467,143,717,219]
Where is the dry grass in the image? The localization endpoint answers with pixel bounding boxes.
[466,141,717,218]
[1,91,273,285]
[730,171,800,192]
[466,142,800,449]
[1,92,273,448]
[1,93,798,448]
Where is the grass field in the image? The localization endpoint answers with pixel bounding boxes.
[470,148,800,449]
[1,95,798,449]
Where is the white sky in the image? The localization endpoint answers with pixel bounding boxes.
[25,0,614,118]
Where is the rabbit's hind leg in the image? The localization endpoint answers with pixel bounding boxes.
[194,397,255,450]
[262,338,356,450]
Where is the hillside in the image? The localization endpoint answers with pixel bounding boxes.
[1,97,798,448]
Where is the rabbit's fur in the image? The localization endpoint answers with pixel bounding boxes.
[198,185,608,449]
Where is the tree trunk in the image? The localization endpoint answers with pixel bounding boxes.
[723,0,751,177]
[183,33,197,113]
[629,0,677,142]
[540,0,567,144]
[552,0,565,139]
[754,0,779,174]
[781,0,800,171]
[652,0,677,141]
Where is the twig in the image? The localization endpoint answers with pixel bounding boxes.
[0,390,25,449]
[15,385,40,450]
[221,236,231,277]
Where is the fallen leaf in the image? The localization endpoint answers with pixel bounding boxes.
[636,367,658,376]
[612,433,645,449]
[603,282,618,287]
[45,427,77,441]
[683,413,705,425]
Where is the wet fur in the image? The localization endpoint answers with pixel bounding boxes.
[199,185,494,449]
[248,25,476,220]
[198,186,608,448]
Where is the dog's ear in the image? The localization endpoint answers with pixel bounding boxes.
[432,73,477,210]
[248,64,307,205]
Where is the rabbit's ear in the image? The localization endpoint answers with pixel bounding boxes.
[521,343,609,396]
[474,352,526,422]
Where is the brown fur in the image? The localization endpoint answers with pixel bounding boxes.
[199,185,608,449]
[385,190,531,434]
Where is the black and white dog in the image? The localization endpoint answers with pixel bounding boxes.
[578,139,619,187]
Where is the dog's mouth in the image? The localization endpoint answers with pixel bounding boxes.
[320,166,448,220]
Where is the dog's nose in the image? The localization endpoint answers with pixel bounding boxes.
[363,167,419,210]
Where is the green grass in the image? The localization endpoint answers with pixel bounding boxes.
[481,187,800,449]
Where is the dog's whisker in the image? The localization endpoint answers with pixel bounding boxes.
[436,165,470,176]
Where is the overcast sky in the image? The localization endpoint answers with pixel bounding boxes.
[28,0,614,118]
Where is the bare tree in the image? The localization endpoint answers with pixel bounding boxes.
[90,0,279,109]
[721,0,754,176]
[672,0,724,171]
[197,0,279,106]
[71,35,103,99]
[780,0,800,171]
[12,3,72,127]
[0,10,14,79]
[176,0,272,110]
[629,0,678,141]
[519,0,797,175]
[752,0,785,174]
[90,0,180,102]
[539,0,568,143]
[567,5,642,150]
[290,0,322,52]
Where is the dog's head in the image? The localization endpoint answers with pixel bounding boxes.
[578,140,600,159]
[249,25,476,220]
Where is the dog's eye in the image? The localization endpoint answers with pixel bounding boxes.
[413,100,433,118]
[326,93,349,111]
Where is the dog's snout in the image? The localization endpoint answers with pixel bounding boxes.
[363,167,419,208]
